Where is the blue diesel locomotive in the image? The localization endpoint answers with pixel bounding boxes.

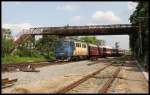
[55,39,88,61]
[55,40,74,61]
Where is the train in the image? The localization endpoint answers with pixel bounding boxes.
[55,39,124,61]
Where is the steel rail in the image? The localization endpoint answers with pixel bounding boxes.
[1,60,103,72]
[2,78,18,89]
[98,66,122,93]
[55,63,112,93]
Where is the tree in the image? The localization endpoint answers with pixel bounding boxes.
[129,1,149,65]
[115,42,119,49]
[2,28,14,56]
[15,34,59,60]
[35,35,59,60]
[80,36,105,45]
[80,36,97,44]
[96,39,105,46]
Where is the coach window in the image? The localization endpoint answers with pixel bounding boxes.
[76,43,80,47]
[79,43,81,47]
[76,43,79,47]
[83,44,86,48]
[82,44,84,48]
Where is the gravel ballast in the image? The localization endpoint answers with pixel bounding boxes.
[2,60,109,93]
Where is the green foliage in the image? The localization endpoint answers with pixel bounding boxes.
[129,1,149,64]
[130,2,149,26]
[35,35,59,60]
[2,55,46,64]
[47,51,56,61]
[124,49,132,55]
[3,34,59,63]
[2,28,14,56]
[2,28,11,36]
[96,39,105,46]
[80,36,96,44]
[80,36,105,45]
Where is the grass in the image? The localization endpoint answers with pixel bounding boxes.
[2,55,48,64]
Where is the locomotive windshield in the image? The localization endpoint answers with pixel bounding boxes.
[63,41,69,46]
[56,40,69,47]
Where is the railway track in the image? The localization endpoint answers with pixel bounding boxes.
[55,63,122,93]
[2,57,147,93]
[2,78,18,89]
[1,61,74,73]
[98,67,121,93]
[2,60,109,73]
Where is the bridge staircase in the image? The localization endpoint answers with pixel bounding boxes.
[11,28,45,54]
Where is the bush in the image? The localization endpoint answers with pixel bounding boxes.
[48,51,56,61]
[2,55,47,64]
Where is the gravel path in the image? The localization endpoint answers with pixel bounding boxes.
[107,62,149,93]
[2,60,109,93]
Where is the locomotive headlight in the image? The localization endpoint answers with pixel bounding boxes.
[59,53,64,55]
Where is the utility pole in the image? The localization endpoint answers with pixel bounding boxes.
[137,17,148,57]
[137,17,149,71]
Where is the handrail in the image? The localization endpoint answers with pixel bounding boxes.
[29,24,134,30]
[13,24,136,41]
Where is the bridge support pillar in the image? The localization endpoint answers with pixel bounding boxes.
[32,35,35,48]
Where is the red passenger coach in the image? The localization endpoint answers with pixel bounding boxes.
[102,46,112,57]
[98,46,104,57]
[88,44,99,60]
[107,46,112,57]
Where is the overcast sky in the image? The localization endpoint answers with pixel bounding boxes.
[2,1,138,49]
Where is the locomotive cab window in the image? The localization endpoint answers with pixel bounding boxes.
[64,41,69,46]
[79,43,81,47]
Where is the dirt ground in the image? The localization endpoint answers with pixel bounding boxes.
[108,62,149,93]
[2,58,149,94]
